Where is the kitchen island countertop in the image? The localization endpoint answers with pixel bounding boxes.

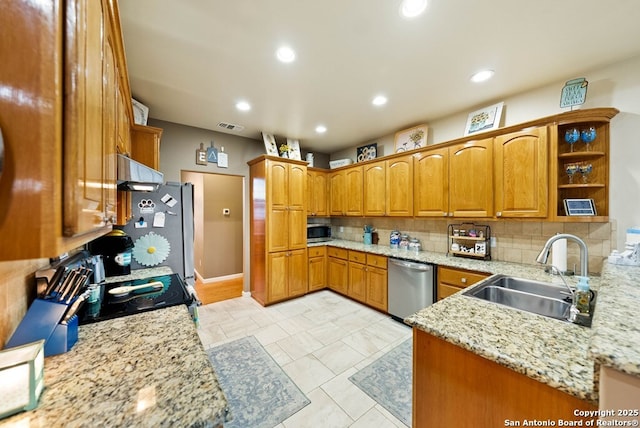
[1,304,229,427]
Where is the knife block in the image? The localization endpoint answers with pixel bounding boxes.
[4,299,78,356]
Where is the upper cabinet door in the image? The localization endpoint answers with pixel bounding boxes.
[64,0,108,236]
[448,139,493,218]
[288,163,307,211]
[386,155,413,216]
[363,161,386,216]
[329,171,345,216]
[267,161,289,210]
[414,148,449,217]
[494,127,548,218]
[345,166,363,216]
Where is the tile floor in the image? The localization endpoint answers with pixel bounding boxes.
[196,290,413,428]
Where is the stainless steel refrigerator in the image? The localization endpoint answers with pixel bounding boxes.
[119,182,195,286]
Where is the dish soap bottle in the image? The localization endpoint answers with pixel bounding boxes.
[575,276,591,315]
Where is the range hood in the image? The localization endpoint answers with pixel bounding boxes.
[117,154,164,192]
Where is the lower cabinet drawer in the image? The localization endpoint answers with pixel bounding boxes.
[308,246,326,258]
[327,246,348,260]
[438,266,489,289]
[366,254,387,269]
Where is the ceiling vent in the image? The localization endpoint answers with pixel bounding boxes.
[217,122,245,132]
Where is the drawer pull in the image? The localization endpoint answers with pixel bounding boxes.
[461,277,467,284]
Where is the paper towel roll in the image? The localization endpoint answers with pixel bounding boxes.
[552,238,567,272]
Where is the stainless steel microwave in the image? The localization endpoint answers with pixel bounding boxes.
[307,224,331,243]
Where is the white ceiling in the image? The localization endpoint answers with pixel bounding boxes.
[119,0,640,154]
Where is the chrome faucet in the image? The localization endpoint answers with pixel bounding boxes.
[536,233,589,323]
[536,233,589,277]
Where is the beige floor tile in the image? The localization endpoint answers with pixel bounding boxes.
[254,323,290,346]
[306,321,351,345]
[282,388,353,428]
[349,407,400,428]
[276,330,324,360]
[340,328,386,357]
[277,313,318,335]
[313,341,366,375]
[264,342,293,366]
[321,368,376,420]
[282,354,335,393]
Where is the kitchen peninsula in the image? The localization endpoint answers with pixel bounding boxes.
[313,239,640,427]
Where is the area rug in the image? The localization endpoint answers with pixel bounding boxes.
[207,336,310,428]
[349,338,412,427]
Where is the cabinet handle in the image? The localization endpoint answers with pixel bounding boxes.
[496,211,502,217]
[448,212,453,217]
[461,277,467,284]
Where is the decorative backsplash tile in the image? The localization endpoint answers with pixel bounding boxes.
[329,218,614,274]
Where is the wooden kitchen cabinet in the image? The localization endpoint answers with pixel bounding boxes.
[366,254,388,312]
[363,161,386,216]
[347,250,388,311]
[437,265,489,300]
[327,247,349,295]
[249,156,308,305]
[0,0,138,260]
[329,166,363,216]
[267,249,307,302]
[386,155,413,216]
[448,138,494,218]
[308,246,327,292]
[131,124,163,170]
[413,147,449,217]
[494,127,548,218]
[363,155,413,217]
[307,168,328,217]
[550,108,617,222]
[413,329,597,428]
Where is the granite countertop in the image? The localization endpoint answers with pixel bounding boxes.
[318,239,640,404]
[588,263,640,377]
[1,304,229,427]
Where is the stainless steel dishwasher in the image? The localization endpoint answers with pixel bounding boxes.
[388,258,435,321]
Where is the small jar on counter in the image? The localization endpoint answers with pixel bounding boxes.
[409,238,421,252]
[399,234,410,250]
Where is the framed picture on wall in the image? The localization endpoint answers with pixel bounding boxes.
[464,102,504,135]
[262,132,279,156]
[394,124,428,153]
[287,139,302,160]
[356,143,377,162]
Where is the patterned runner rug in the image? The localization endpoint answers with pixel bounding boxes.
[207,336,310,428]
[349,338,412,427]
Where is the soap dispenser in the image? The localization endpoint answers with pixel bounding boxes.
[575,276,591,315]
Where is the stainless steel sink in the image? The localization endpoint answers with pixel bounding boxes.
[462,274,595,326]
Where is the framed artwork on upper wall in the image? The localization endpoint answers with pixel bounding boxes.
[356,143,377,162]
[286,139,302,160]
[262,132,279,156]
[394,124,428,153]
[464,102,504,136]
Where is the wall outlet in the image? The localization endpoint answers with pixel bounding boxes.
[339,226,344,233]
[490,236,497,247]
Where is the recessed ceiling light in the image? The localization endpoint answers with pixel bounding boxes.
[235,101,251,111]
[315,125,327,134]
[372,95,388,106]
[276,46,296,63]
[470,69,495,83]
[400,0,428,18]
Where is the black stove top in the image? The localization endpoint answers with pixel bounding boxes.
[79,273,193,324]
